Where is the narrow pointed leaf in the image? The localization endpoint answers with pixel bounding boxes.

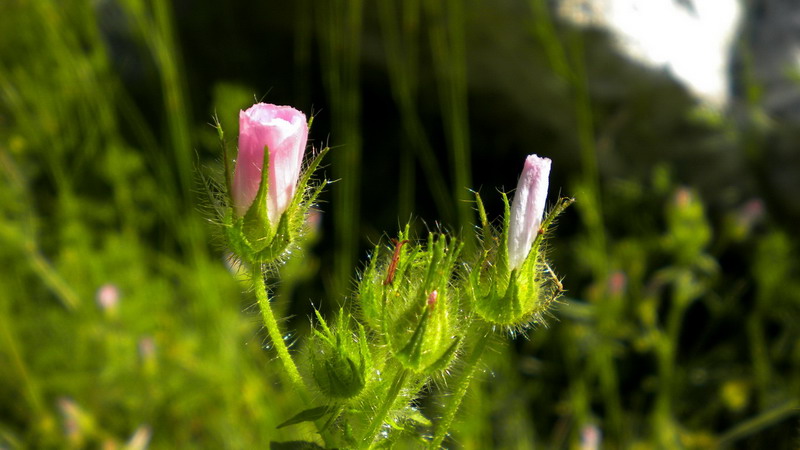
[276,406,330,429]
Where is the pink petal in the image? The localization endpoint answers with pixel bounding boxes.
[507,154,551,271]
[232,103,308,224]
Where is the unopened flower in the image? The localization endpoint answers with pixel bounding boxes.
[95,283,120,312]
[138,336,156,361]
[222,103,329,264]
[469,154,570,328]
[309,309,371,399]
[359,231,463,374]
[608,271,627,297]
[507,154,551,271]
[580,424,602,450]
[232,103,308,225]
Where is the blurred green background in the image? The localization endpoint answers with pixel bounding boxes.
[1,0,799,448]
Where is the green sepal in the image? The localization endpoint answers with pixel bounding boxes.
[212,113,232,200]
[498,192,512,275]
[223,206,293,265]
[223,146,331,265]
[396,306,431,370]
[470,195,574,327]
[287,146,330,216]
[404,407,432,427]
[357,243,384,332]
[473,191,492,242]
[277,406,330,429]
[309,308,369,399]
[424,335,462,374]
[356,229,463,375]
[390,233,463,374]
[242,145,273,245]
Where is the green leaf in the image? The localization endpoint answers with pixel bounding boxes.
[276,406,330,429]
[425,336,461,374]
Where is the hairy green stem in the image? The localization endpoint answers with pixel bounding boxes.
[361,368,410,448]
[252,266,340,447]
[252,264,306,395]
[429,324,491,449]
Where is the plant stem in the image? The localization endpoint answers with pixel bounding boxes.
[361,368,410,448]
[747,306,770,408]
[252,266,340,447]
[718,399,799,446]
[653,272,692,447]
[252,264,306,395]
[429,324,491,449]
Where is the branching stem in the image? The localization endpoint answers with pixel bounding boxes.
[429,323,491,448]
[361,368,410,448]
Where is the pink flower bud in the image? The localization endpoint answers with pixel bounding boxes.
[95,283,120,312]
[427,290,438,310]
[508,154,551,271]
[580,424,602,450]
[232,103,308,224]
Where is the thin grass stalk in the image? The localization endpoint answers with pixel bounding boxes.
[317,0,364,297]
[378,0,454,223]
[0,278,49,425]
[425,0,472,239]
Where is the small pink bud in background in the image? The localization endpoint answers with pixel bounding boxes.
[57,397,81,440]
[580,424,602,450]
[508,154,551,271]
[674,186,692,209]
[608,271,627,297]
[126,425,152,450]
[737,198,764,231]
[138,336,158,375]
[232,103,308,224]
[96,283,120,312]
[138,336,156,361]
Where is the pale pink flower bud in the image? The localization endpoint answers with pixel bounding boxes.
[608,271,627,297]
[96,283,120,312]
[138,336,156,361]
[427,290,438,310]
[580,424,602,450]
[232,103,308,224]
[508,154,551,271]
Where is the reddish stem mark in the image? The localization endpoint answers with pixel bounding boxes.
[383,239,409,286]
